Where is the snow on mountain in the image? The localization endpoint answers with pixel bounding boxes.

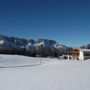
[0,39,16,49]
[0,35,68,56]
[0,54,90,90]
[0,40,4,44]
[34,39,67,50]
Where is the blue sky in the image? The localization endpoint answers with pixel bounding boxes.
[0,0,90,47]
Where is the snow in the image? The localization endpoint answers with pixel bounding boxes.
[79,49,90,52]
[0,55,41,67]
[0,40,4,44]
[0,54,90,90]
[34,41,45,46]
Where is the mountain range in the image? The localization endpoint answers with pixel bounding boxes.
[0,35,68,57]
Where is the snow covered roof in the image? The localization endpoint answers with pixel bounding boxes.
[79,49,90,52]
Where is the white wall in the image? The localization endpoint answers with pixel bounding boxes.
[79,51,84,60]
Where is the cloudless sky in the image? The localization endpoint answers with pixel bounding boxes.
[0,0,90,47]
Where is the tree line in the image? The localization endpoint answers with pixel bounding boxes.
[0,46,66,57]
[80,44,90,49]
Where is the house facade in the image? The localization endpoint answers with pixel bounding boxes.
[67,49,90,60]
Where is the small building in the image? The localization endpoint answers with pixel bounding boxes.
[67,49,90,60]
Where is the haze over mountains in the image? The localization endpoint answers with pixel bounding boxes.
[0,35,67,57]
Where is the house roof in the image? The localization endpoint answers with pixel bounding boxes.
[79,49,90,52]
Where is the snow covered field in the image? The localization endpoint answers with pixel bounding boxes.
[0,54,90,90]
[0,55,41,67]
